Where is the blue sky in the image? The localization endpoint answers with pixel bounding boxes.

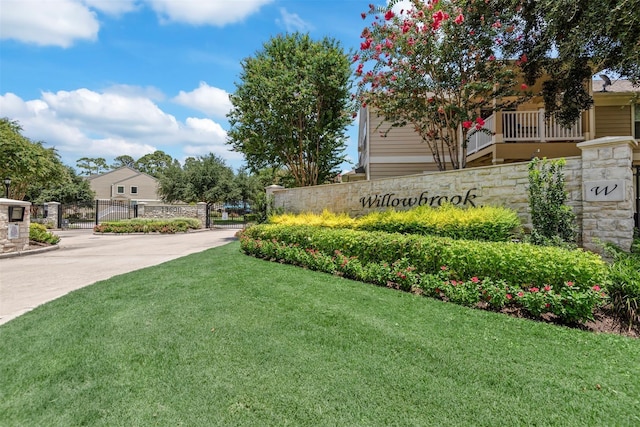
[0,0,373,173]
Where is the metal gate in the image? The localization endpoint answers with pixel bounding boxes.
[59,200,137,229]
[206,203,248,229]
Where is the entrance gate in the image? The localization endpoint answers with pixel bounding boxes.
[206,203,247,229]
[57,200,138,229]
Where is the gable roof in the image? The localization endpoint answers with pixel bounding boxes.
[86,166,159,183]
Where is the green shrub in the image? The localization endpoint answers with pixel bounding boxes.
[29,223,60,244]
[94,218,201,234]
[606,253,640,332]
[242,224,607,288]
[527,158,577,246]
[239,229,607,324]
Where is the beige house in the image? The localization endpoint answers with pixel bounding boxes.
[354,79,640,180]
[87,166,161,202]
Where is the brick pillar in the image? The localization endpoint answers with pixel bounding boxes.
[45,201,61,229]
[577,136,638,253]
[197,202,207,229]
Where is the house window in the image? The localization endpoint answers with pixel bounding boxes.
[116,185,125,194]
[634,104,640,139]
[131,186,138,194]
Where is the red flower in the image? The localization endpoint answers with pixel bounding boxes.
[517,291,524,297]
[530,287,539,293]
[543,285,551,292]
[385,10,395,20]
[592,285,601,291]
[475,117,485,126]
[454,14,464,25]
[566,281,574,287]
[440,265,447,270]
[471,276,480,283]
[462,120,473,129]
[361,12,367,19]
[520,83,528,90]
[506,294,512,300]
[488,54,496,61]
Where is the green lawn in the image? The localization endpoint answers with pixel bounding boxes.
[1,242,639,426]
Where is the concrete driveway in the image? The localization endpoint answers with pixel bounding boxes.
[0,228,239,326]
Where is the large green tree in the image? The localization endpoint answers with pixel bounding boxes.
[356,0,526,170]
[498,0,640,126]
[227,33,354,187]
[158,154,235,205]
[134,150,175,178]
[111,155,136,169]
[76,157,109,176]
[0,118,67,200]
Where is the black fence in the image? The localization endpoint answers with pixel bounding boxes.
[635,165,639,230]
[57,200,138,229]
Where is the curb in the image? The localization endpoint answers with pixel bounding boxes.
[0,244,60,259]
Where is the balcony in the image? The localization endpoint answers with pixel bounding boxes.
[467,110,584,155]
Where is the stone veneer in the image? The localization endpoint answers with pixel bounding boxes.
[136,202,207,228]
[0,198,32,253]
[270,136,637,253]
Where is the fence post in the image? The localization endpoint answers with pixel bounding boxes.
[45,201,61,229]
[197,202,208,229]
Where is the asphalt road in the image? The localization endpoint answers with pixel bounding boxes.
[0,228,239,326]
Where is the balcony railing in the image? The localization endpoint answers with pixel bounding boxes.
[467,110,584,155]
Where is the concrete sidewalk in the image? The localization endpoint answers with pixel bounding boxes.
[0,228,239,325]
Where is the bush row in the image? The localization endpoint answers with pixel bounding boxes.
[242,224,607,289]
[239,233,606,324]
[269,204,521,242]
[94,218,202,234]
[29,223,61,244]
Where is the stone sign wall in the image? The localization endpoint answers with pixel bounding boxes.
[270,136,637,252]
[0,198,32,254]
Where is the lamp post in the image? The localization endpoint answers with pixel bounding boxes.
[3,177,11,198]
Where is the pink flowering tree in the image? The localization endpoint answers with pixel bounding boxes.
[355,0,530,170]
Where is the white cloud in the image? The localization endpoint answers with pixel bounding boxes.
[173,82,232,118]
[146,0,274,26]
[0,0,99,47]
[0,88,235,166]
[277,8,313,32]
[0,0,272,48]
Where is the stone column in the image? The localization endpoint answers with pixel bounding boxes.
[197,202,207,229]
[136,202,146,218]
[577,136,638,253]
[45,201,60,229]
[1,198,31,253]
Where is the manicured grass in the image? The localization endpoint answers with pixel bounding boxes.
[1,242,639,426]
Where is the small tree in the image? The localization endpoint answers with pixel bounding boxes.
[356,0,528,170]
[527,157,576,246]
[227,33,354,186]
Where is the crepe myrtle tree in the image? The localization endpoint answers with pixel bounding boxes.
[227,33,355,187]
[355,0,530,170]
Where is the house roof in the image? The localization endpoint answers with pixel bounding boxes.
[592,78,640,93]
[86,166,159,184]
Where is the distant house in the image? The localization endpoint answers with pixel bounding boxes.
[354,79,640,180]
[86,166,161,202]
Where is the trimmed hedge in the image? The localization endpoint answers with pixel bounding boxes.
[94,218,202,234]
[242,224,607,288]
[269,204,521,242]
